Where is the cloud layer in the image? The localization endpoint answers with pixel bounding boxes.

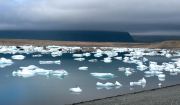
[0,0,180,35]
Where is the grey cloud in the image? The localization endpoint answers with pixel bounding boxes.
[0,0,180,35]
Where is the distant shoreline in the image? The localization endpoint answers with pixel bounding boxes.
[0,39,179,49]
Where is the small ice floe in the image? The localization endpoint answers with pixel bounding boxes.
[69,86,82,93]
[114,57,122,60]
[103,57,112,63]
[96,81,122,90]
[165,53,172,58]
[0,58,14,68]
[144,71,163,77]
[90,72,115,80]
[83,53,91,57]
[94,53,103,58]
[88,59,97,62]
[39,60,61,64]
[136,62,148,71]
[51,51,62,57]
[11,55,25,60]
[130,77,146,88]
[73,54,83,58]
[118,67,125,72]
[158,74,166,81]
[12,65,68,79]
[158,83,162,88]
[125,68,134,76]
[74,58,85,61]
[78,66,88,71]
[32,54,42,57]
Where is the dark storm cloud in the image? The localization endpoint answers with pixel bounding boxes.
[0,0,180,35]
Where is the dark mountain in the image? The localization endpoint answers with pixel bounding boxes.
[0,30,134,42]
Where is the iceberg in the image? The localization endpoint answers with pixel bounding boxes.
[11,55,25,60]
[103,57,112,63]
[39,60,61,64]
[130,78,146,88]
[69,86,82,93]
[158,74,166,81]
[78,66,88,71]
[73,54,83,58]
[96,81,122,90]
[74,58,85,61]
[12,65,68,79]
[83,53,91,57]
[90,73,115,80]
[0,58,14,68]
[51,51,62,57]
[88,59,98,62]
[32,54,42,57]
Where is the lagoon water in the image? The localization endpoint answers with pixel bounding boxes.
[0,48,180,105]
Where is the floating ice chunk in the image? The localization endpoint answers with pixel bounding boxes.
[144,71,163,77]
[51,51,62,57]
[74,58,85,61]
[78,66,88,71]
[39,60,61,64]
[88,59,97,62]
[166,53,172,58]
[83,53,91,57]
[32,54,42,57]
[137,62,148,71]
[12,55,25,60]
[90,73,115,80]
[103,57,112,63]
[115,81,122,86]
[125,68,133,76]
[118,67,125,72]
[96,82,114,87]
[12,69,35,78]
[130,78,146,88]
[50,70,68,79]
[69,86,82,93]
[94,53,103,58]
[158,83,162,87]
[158,74,166,81]
[114,57,122,60]
[12,65,68,79]
[73,54,83,58]
[0,58,13,68]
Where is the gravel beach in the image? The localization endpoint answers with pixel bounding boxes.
[72,84,180,105]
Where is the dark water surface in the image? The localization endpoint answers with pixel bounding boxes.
[0,52,180,105]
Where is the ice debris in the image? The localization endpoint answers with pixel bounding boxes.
[12,65,68,79]
[90,73,115,80]
[130,78,146,88]
[39,60,61,64]
[78,66,88,71]
[0,58,13,68]
[69,86,82,93]
[11,55,25,60]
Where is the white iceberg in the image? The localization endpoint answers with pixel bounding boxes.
[0,58,14,68]
[103,57,112,63]
[32,54,42,57]
[90,73,115,80]
[96,81,122,90]
[78,66,88,71]
[12,65,68,79]
[73,54,83,58]
[39,60,61,64]
[130,78,146,88]
[69,86,82,93]
[51,51,62,57]
[88,59,98,62]
[11,55,25,60]
[158,74,166,81]
[74,58,85,61]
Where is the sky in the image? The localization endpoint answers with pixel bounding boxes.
[0,0,180,35]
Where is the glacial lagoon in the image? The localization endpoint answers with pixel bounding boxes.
[0,45,180,105]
